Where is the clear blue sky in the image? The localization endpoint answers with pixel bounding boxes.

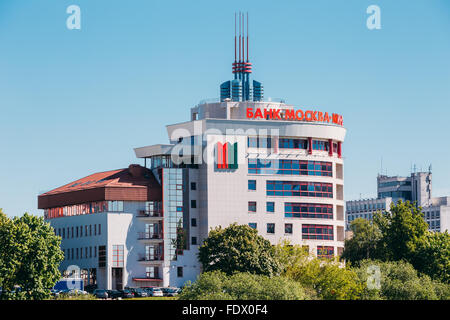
[0,0,449,217]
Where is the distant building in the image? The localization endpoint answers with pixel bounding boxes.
[346,169,449,232]
[377,172,432,207]
[346,197,393,229]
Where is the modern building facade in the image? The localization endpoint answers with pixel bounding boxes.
[346,169,450,232]
[38,17,347,289]
[346,197,393,229]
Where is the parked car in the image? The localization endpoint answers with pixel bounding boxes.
[50,289,60,297]
[129,287,148,297]
[118,289,134,299]
[93,289,109,299]
[161,287,178,296]
[85,284,97,294]
[167,287,180,297]
[69,289,88,296]
[107,290,122,299]
[144,287,164,297]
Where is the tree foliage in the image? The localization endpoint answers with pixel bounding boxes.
[179,271,308,300]
[276,241,364,300]
[343,200,449,284]
[341,218,383,265]
[0,210,64,300]
[354,260,450,300]
[198,223,281,276]
[412,231,450,283]
[374,200,428,262]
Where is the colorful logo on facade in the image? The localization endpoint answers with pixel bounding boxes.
[216,142,238,169]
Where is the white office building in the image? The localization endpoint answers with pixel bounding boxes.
[38,21,347,289]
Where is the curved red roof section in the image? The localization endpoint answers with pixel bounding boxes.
[38,165,162,209]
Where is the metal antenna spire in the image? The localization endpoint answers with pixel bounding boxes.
[238,11,241,63]
[242,13,244,65]
[246,12,249,62]
[234,12,237,63]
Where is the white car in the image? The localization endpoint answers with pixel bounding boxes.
[147,287,163,297]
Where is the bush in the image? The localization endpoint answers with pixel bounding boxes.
[276,241,364,300]
[179,271,308,300]
[52,292,97,300]
[354,260,450,300]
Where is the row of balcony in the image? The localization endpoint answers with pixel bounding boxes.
[138,253,164,262]
[137,209,163,218]
[137,232,163,240]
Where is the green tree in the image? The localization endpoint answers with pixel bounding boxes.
[412,231,450,284]
[198,224,281,276]
[374,200,428,262]
[276,241,364,300]
[354,260,450,300]
[0,211,64,300]
[342,201,430,266]
[179,271,308,300]
[341,218,383,265]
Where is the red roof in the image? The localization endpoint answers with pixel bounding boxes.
[38,165,162,209]
[132,278,163,282]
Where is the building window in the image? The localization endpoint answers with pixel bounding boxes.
[285,203,333,219]
[177,266,183,278]
[191,200,197,208]
[285,223,293,234]
[146,266,158,279]
[191,237,197,245]
[279,138,307,149]
[108,201,124,212]
[98,224,101,235]
[191,182,197,190]
[89,225,92,236]
[71,248,74,260]
[248,137,258,148]
[248,223,257,229]
[248,201,257,213]
[85,225,88,237]
[191,218,197,227]
[112,245,124,267]
[312,140,328,151]
[248,180,256,191]
[89,246,92,258]
[71,227,74,238]
[76,248,79,259]
[248,159,332,177]
[44,201,109,219]
[302,225,334,240]
[317,246,334,259]
[266,202,275,213]
[267,181,333,198]
[267,223,275,234]
[94,224,97,236]
[247,136,271,149]
[98,246,106,267]
[94,247,97,258]
[80,226,83,237]
[62,228,65,239]
[76,227,79,238]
